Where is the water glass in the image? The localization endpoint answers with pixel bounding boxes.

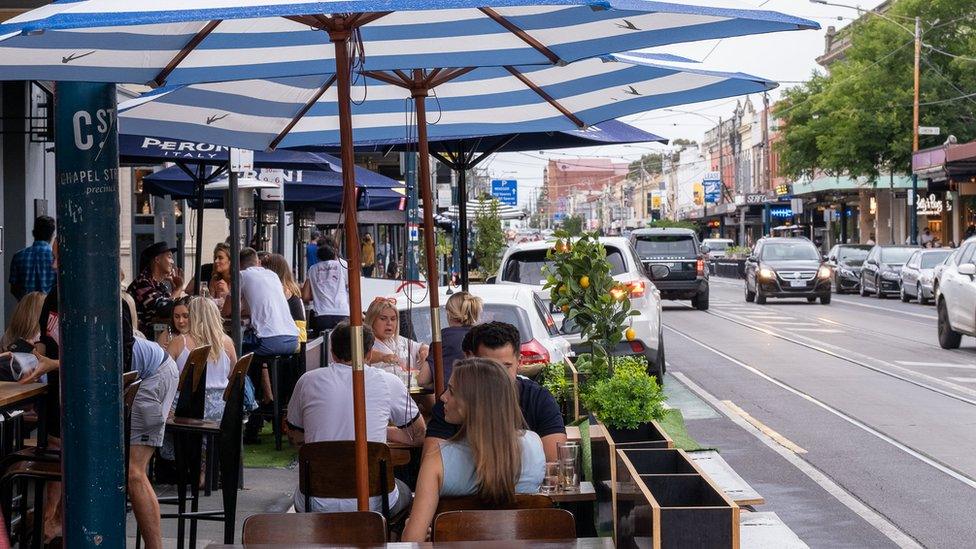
[541,462,560,495]
[560,460,579,492]
[557,441,579,463]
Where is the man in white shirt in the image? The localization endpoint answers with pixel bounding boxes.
[224,247,299,356]
[287,321,426,514]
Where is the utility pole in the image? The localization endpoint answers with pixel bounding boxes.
[910,16,921,245]
[762,92,772,191]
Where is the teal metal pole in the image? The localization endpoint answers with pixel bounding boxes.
[405,152,420,280]
[54,82,125,546]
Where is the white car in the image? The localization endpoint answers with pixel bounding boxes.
[393,284,572,368]
[936,237,976,349]
[702,238,735,259]
[493,237,666,379]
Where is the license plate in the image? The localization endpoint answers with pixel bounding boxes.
[790,280,806,288]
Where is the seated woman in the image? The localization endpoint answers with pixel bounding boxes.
[402,358,545,542]
[1,291,45,352]
[186,242,233,303]
[167,296,237,420]
[417,291,482,389]
[155,295,190,350]
[364,297,428,384]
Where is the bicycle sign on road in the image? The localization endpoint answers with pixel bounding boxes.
[491,179,518,206]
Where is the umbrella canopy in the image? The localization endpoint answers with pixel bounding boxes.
[117,52,776,150]
[142,164,405,211]
[0,2,816,85]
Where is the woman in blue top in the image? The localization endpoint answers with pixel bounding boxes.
[403,358,545,541]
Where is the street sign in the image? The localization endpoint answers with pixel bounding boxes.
[259,169,285,201]
[554,212,567,222]
[229,147,254,172]
[703,171,721,204]
[790,198,804,215]
[491,179,518,206]
[918,126,941,136]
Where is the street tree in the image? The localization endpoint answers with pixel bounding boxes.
[472,197,506,277]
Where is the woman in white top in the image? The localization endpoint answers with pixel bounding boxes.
[167,296,237,420]
[302,244,349,334]
[364,297,428,384]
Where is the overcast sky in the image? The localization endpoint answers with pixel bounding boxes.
[484,0,888,208]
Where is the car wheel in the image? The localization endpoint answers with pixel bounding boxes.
[938,300,962,349]
[755,285,767,304]
[821,293,831,305]
[833,275,844,294]
[655,335,666,384]
[917,284,928,305]
[694,287,709,311]
[806,296,817,303]
[859,275,869,297]
[875,278,885,299]
[900,285,910,302]
[745,279,756,303]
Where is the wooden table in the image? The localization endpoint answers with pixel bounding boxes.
[565,424,604,443]
[0,381,49,444]
[208,538,613,548]
[545,481,596,503]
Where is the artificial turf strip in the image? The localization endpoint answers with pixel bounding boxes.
[242,424,297,468]
[657,408,710,452]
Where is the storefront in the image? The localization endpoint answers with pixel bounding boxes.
[913,141,976,245]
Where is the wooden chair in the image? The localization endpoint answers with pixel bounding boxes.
[432,509,576,542]
[298,441,408,529]
[434,493,554,515]
[242,512,386,544]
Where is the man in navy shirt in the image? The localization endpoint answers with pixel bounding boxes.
[424,321,566,461]
[9,215,56,300]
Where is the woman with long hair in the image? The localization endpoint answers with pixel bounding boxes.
[402,358,545,541]
[1,291,45,350]
[155,295,190,349]
[167,296,237,420]
[417,291,482,389]
[364,297,427,382]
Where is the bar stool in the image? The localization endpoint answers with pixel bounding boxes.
[254,352,294,451]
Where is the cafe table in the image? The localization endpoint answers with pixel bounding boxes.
[207,538,613,548]
[0,382,49,450]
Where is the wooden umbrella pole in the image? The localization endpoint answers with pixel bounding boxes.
[331,28,369,511]
[412,71,445,397]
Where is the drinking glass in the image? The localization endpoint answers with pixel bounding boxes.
[541,462,560,495]
[560,460,579,492]
[557,441,579,463]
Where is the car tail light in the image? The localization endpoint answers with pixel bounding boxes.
[627,280,646,298]
[520,339,550,365]
[629,340,645,353]
[697,256,705,276]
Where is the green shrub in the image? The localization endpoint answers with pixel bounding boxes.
[581,356,666,430]
[539,362,572,405]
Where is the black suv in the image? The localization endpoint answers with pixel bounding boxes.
[859,245,919,298]
[744,237,831,304]
[630,228,709,310]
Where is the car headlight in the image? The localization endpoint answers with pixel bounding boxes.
[758,268,775,280]
[920,273,933,283]
[881,270,900,280]
[817,266,831,279]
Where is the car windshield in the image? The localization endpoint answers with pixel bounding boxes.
[921,251,952,268]
[634,235,697,257]
[502,246,627,284]
[880,247,917,264]
[838,247,870,262]
[761,242,820,261]
[704,240,731,250]
[401,304,529,344]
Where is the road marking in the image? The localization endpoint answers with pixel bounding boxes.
[830,297,937,320]
[787,328,843,333]
[758,321,820,326]
[671,370,923,549]
[722,400,807,453]
[948,377,976,383]
[896,361,976,369]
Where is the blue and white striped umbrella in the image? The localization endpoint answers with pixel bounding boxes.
[119,52,776,150]
[0,1,816,85]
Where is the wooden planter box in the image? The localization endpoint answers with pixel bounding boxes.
[614,448,739,549]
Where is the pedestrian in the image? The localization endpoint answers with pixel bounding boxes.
[8,215,56,300]
[402,357,545,542]
[127,241,185,339]
[287,322,425,513]
[361,233,376,277]
[866,233,876,245]
[423,321,566,462]
[920,228,934,247]
[302,244,349,335]
[306,230,321,270]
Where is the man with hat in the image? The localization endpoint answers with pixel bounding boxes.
[127,241,184,338]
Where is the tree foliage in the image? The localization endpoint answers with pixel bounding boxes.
[562,214,584,236]
[472,197,505,277]
[775,0,976,180]
[627,139,697,181]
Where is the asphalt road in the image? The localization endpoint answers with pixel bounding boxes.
[662,277,976,549]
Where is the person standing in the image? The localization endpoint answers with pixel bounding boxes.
[302,244,349,334]
[9,215,56,300]
[361,233,376,277]
[127,242,185,338]
[306,230,321,270]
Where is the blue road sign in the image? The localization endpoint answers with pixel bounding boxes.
[491,179,518,206]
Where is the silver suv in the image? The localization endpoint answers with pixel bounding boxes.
[936,237,976,349]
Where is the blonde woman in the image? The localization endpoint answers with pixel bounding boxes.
[167,297,237,420]
[417,291,482,389]
[1,291,45,351]
[402,358,545,542]
[364,297,427,382]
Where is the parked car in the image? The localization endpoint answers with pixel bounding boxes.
[935,237,976,349]
[743,237,831,304]
[932,248,959,299]
[900,248,953,304]
[859,245,919,298]
[494,237,666,378]
[701,238,735,259]
[825,244,872,294]
[395,284,572,373]
[630,228,710,310]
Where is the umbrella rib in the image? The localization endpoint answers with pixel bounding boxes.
[427,67,475,89]
[361,70,410,88]
[504,66,585,129]
[478,7,562,65]
[470,134,520,167]
[268,74,337,150]
[150,20,222,88]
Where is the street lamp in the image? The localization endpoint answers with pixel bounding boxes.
[810,0,922,244]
